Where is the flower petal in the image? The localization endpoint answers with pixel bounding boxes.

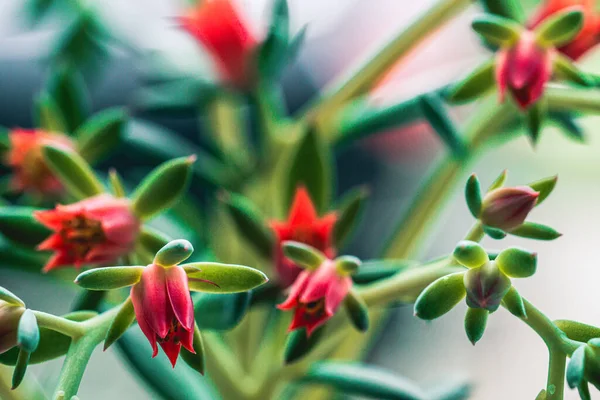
[140,264,169,338]
[130,285,159,357]
[165,265,194,331]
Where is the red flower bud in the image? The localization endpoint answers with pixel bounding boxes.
[4,129,74,195]
[269,187,337,288]
[0,301,24,355]
[34,194,140,272]
[278,260,352,336]
[528,0,600,60]
[130,263,195,367]
[480,186,539,231]
[179,0,257,89]
[496,31,554,110]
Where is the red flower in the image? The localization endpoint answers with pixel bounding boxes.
[278,260,352,336]
[179,0,257,88]
[529,0,600,60]
[130,263,195,367]
[496,31,554,110]
[480,186,539,231]
[4,129,74,195]
[269,187,337,288]
[34,194,140,272]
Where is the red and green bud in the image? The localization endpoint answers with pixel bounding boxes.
[480,186,539,231]
[464,261,512,312]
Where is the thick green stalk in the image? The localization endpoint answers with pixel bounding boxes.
[546,86,600,114]
[33,311,85,338]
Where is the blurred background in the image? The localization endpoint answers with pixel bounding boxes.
[0,0,598,399]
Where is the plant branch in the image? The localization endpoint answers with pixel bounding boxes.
[33,311,85,338]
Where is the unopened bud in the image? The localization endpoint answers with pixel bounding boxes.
[154,239,194,267]
[464,261,511,312]
[480,186,539,231]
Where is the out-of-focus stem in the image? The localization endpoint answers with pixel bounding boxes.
[546,86,600,114]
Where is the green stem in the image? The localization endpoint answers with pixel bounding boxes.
[546,350,566,400]
[33,311,85,338]
[546,86,600,114]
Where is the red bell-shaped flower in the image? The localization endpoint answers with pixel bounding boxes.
[130,263,195,367]
[5,129,74,195]
[34,194,140,272]
[179,0,257,89]
[529,0,600,60]
[269,187,337,288]
[496,31,554,110]
[278,260,352,337]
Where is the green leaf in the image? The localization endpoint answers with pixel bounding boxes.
[479,0,525,22]
[334,186,369,248]
[282,241,325,270]
[284,327,324,364]
[47,64,91,133]
[535,8,584,47]
[414,272,466,320]
[258,0,290,79]
[554,55,592,87]
[131,156,195,220]
[154,239,194,267]
[419,94,467,158]
[483,225,507,239]
[502,287,526,319]
[528,175,558,206]
[180,323,205,375]
[344,290,369,332]
[335,255,361,276]
[488,169,508,191]
[465,174,482,218]
[184,262,268,293]
[17,310,39,353]
[11,350,30,390]
[285,127,332,214]
[193,292,251,330]
[108,168,126,198]
[578,381,591,400]
[104,297,135,351]
[554,320,600,343]
[74,266,145,290]
[509,222,561,240]
[471,15,522,46]
[33,92,68,133]
[526,102,546,144]
[138,226,172,256]
[464,307,488,345]
[551,112,585,143]
[0,207,50,247]
[448,60,495,103]
[0,287,25,307]
[42,143,104,199]
[567,346,586,388]
[75,108,127,163]
[302,362,426,400]
[221,192,274,259]
[453,240,488,268]
[495,247,537,278]
[352,260,415,284]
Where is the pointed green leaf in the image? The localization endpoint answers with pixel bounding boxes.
[47,64,91,133]
[74,266,145,290]
[34,92,67,133]
[554,55,592,87]
[302,362,426,400]
[420,94,466,158]
[528,175,558,206]
[526,102,545,144]
[496,247,537,278]
[17,310,39,353]
[0,207,50,247]
[258,0,290,79]
[567,346,586,388]
[344,290,369,332]
[193,292,251,330]
[535,8,584,47]
[42,143,104,199]
[479,0,525,22]
[352,260,416,284]
[283,241,325,270]
[414,272,466,320]
[334,186,369,248]
[11,350,30,390]
[510,222,561,240]
[488,169,508,191]
[76,108,127,163]
[554,320,600,343]
[0,287,25,307]
[184,262,268,293]
[551,112,585,142]
[448,60,495,103]
[578,381,591,400]
[138,226,172,256]
[222,192,274,259]
[464,307,488,345]
[108,169,126,198]
[131,156,195,220]
[502,287,526,319]
[104,297,135,350]
[465,174,482,218]
[483,225,507,239]
[471,15,522,46]
[180,323,205,375]
[284,327,324,364]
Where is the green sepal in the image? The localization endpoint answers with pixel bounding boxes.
[414,272,466,320]
[75,108,127,163]
[453,240,488,268]
[108,169,126,198]
[11,349,30,390]
[483,225,507,239]
[138,226,172,257]
[488,169,508,192]
[104,297,135,351]
[419,94,467,158]
[283,327,324,364]
[194,292,251,330]
[184,262,268,293]
[471,14,522,46]
[528,175,558,206]
[448,60,495,103]
[526,101,546,145]
[130,156,195,220]
[551,112,585,143]
[33,92,68,133]
[502,287,527,319]
[495,247,537,278]
[0,207,50,247]
[464,307,488,345]
[154,239,194,267]
[180,323,205,375]
[74,266,145,290]
[535,8,584,47]
[479,0,525,22]
[465,174,482,218]
[17,310,39,353]
[578,381,591,400]
[567,346,587,388]
[333,186,369,248]
[47,64,91,133]
[554,320,600,343]
[0,286,25,307]
[335,255,361,276]
[282,241,325,270]
[344,290,369,332]
[257,0,290,80]
[42,143,104,199]
[509,222,561,240]
[221,192,274,259]
[554,55,592,87]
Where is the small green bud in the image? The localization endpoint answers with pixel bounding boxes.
[464,262,511,312]
[453,240,488,268]
[17,310,39,353]
[282,241,325,270]
[335,255,361,276]
[414,272,466,320]
[496,247,537,278]
[154,239,194,267]
[464,307,488,345]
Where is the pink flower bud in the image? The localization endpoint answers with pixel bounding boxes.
[480,186,539,231]
[34,194,140,272]
[0,301,24,355]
